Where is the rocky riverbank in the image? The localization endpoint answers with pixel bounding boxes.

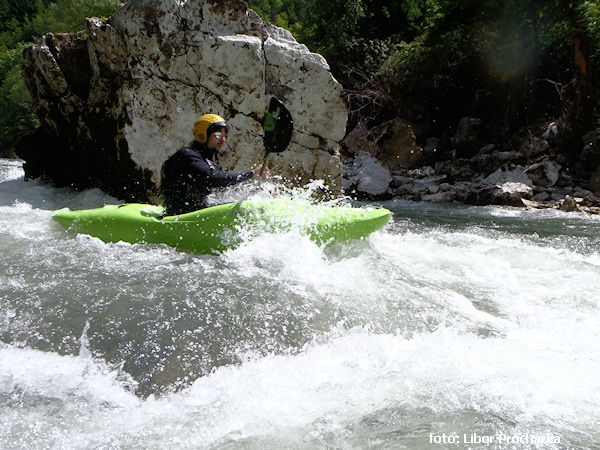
[342,116,600,214]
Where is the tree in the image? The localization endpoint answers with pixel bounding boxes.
[0,43,37,145]
[299,0,425,76]
[29,0,120,35]
[247,0,305,34]
[0,0,46,31]
[375,0,598,143]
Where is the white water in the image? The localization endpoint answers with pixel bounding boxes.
[1,159,599,449]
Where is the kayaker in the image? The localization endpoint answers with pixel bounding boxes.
[160,114,268,215]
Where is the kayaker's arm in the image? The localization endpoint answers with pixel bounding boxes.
[185,154,252,187]
[204,166,253,186]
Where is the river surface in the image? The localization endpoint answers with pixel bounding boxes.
[1,158,599,449]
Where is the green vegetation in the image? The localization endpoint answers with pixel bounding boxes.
[247,0,305,34]
[251,0,599,151]
[0,0,120,150]
[2,0,599,155]
[373,0,596,143]
[0,41,35,146]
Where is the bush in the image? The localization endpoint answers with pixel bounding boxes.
[367,0,596,141]
[0,43,37,147]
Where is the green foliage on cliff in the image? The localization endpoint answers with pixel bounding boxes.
[247,0,305,34]
[0,0,120,150]
[249,0,425,74]
[0,42,37,145]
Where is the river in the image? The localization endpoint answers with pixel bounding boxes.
[1,158,599,449]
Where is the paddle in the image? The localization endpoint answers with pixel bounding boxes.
[262,97,293,171]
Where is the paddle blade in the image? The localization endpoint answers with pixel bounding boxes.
[263,97,293,154]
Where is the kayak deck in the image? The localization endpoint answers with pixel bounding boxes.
[53,199,391,254]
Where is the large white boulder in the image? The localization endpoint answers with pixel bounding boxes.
[20,0,347,200]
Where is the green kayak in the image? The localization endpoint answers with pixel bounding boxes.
[53,199,391,254]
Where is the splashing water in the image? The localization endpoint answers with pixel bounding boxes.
[1,159,599,448]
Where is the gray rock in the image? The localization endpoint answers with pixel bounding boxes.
[520,136,549,158]
[524,161,561,187]
[465,182,533,207]
[453,117,481,157]
[581,129,600,166]
[344,151,392,196]
[464,167,533,206]
[482,167,533,187]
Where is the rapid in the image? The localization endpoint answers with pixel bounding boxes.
[1,158,599,449]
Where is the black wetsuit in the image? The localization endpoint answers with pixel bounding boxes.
[160,141,253,215]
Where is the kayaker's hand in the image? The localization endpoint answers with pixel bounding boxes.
[253,164,269,181]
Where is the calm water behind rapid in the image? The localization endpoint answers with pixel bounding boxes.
[1,158,599,449]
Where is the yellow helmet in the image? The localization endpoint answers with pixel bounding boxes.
[193,114,228,143]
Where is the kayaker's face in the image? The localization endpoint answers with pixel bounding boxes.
[207,128,228,154]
